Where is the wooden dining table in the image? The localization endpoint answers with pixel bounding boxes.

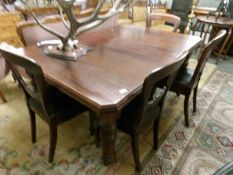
[13,25,201,165]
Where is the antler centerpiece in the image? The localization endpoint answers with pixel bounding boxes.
[21,0,133,61]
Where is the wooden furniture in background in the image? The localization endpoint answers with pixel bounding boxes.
[0,46,88,162]
[170,30,226,127]
[146,13,181,32]
[14,1,85,20]
[170,0,192,33]
[117,52,187,172]
[11,25,201,165]
[194,7,217,16]
[0,12,22,102]
[193,16,233,63]
[0,12,22,47]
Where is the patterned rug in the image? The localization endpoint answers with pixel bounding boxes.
[142,70,233,175]
[0,59,227,175]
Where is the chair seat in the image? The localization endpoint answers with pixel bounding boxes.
[172,67,194,89]
[117,87,165,132]
[29,85,87,123]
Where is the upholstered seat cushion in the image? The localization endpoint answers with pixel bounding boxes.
[172,67,194,88]
[28,85,87,123]
[117,87,166,131]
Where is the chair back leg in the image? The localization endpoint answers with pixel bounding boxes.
[0,90,6,102]
[153,117,160,150]
[193,86,198,113]
[28,108,36,143]
[184,93,191,127]
[49,118,57,163]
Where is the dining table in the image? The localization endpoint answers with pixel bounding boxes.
[12,25,202,165]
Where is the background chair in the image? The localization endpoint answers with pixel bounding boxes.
[0,45,88,162]
[17,10,117,46]
[117,52,187,172]
[169,30,226,127]
[170,0,192,33]
[146,13,181,32]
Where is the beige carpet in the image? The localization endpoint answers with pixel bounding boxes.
[0,59,216,174]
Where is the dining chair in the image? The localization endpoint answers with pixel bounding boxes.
[117,52,187,172]
[169,30,226,127]
[17,13,114,148]
[146,13,181,32]
[0,45,88,163]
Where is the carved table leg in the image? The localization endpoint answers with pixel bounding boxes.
[99,111,120,165]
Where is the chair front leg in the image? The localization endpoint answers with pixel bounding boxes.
[131,132,141,172]
[48,118,57,163]
[28,108,36,143]
[153,117,160,150]
[193,85,198,113]
[184,92,191,127]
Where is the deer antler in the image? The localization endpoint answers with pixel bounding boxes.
[58,6,69,30]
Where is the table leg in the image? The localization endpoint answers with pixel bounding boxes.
[99,111,120,165]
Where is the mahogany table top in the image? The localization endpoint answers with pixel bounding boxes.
[14,25,201,113]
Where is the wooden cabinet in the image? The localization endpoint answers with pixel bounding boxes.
[0,12,23,47]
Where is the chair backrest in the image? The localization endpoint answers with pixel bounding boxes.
[17,15,68,46]
[25,6,59,20]
[0,44,49,114]
[17,9,117,46]
[191,30,226,87]
[134,52,187,127]
[146,13,181,32]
